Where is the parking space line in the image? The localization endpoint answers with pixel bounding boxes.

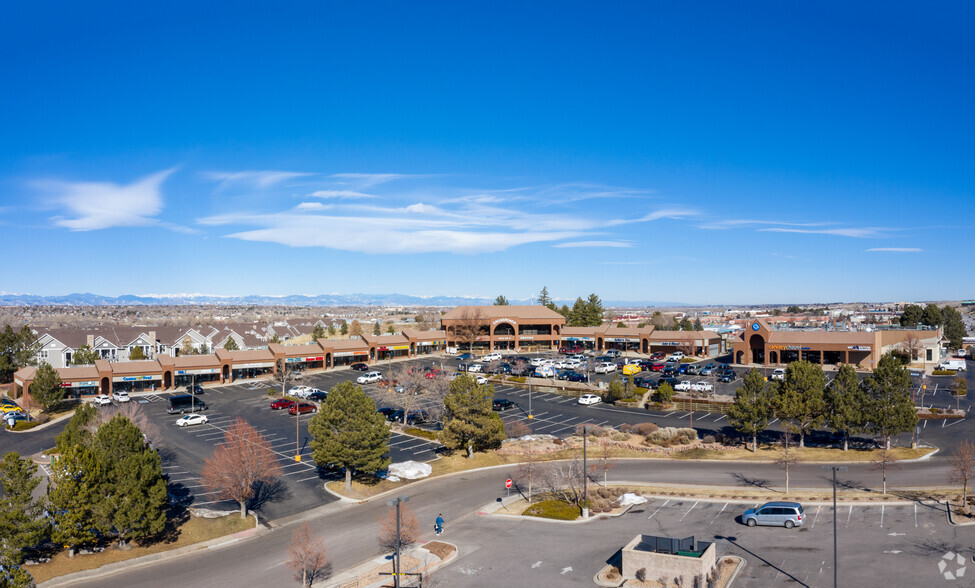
[648,499,670,520]
[678,501,699,522]
[696,414,712,421]
[915,504,918,527]
[846,505,853,527]
[711,503,728,524]
[768,418,779,425]
[811,505,822,528]
[880,504,884,527]
[714,415,727,422]
[662,411,676,417]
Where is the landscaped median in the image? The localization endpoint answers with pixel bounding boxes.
[322,540,457,588]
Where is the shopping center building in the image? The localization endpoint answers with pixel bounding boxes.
[441,305,566,351]
[561,325,725,356]
[732,318,944,369]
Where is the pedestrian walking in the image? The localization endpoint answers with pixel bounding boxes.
[435,513,444,535]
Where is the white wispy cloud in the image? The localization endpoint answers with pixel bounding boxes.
[329,173,433,189]
[698,219,830,230]
[866,247,922,252]
[554,240,633,248]
[41,168,176,231]
[759,227,888,238]
[295,202,331,211]
[308,190,377,199]
[205,170,314,189]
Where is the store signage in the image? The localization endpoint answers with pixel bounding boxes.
[334,351,368,358]
[495,336,513,341]
[491,318,516,326]
[234,362,273,369]
[417,341,443,346]
[563,336,595,342]
[608,337,638,343]
[177,368,217,375]
[286,356,323,363]
[61,380,98,388]
[847,345,871,351]
[658,341,681,346]
[114,375,161,382]
[768,345,811,351]
[519,336,534,340]
[752,323,761,331]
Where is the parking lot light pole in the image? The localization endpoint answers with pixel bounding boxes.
[582,425,588,519]
[386,495,409,588]
[822,465,847,588]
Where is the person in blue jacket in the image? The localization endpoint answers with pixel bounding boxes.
[435,513,444,535]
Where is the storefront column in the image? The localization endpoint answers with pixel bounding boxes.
[844,350,849,364]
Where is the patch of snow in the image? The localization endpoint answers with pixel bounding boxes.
[386,461,432,480]
[615,493,648,506]
[191,508,237,518]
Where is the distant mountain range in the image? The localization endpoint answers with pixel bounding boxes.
[0,292,685,308]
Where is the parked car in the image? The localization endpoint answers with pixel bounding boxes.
[356,371,383,384]
[456,353,474,361]
[560,346,583,354]
[633,376,654,388]
[289,386,311,397]
[1,403,24,415]
[492,399,516,411]
[425,369,443,379]
[466,363,484,373]
[594,362,617,374]
[188,384,205,394]
[678,364,690,374]
[578,393,602,405]
[4,412,29,427]
[674,381,692,392]
[649,352,667,361]
[668,351,686,361]
[622,364,642,376]
[377,407,398,420]
[685,364,701,375]
[656,376,680,389]
[566,372,589,383]
[175,414,209,427]
[270,398,297,410]
[307,391,328,402]
[390,409,429,425]
[92,394,112,406]
[480,352,502,362]
[475,375,489,385]
[350,362,369,371]
[742,502,805,528]
[691,381,714,393]
[288,402,318,415]
[604,349,622,358]
[111,391,131,403]
[719,372,738,383]
[649,362,665,372]
[700,366,715,376]
[770,368,786,381]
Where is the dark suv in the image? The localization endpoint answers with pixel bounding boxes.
[492,399,515,411]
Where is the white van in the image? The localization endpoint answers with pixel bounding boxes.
[937,359,967,372]
[534,364,556,378]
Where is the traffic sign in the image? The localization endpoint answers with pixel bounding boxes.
[505,478,512,489]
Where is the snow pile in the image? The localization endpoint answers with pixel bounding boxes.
[615,493,648,506]
[384,461,433,482]
[191,508,237,518]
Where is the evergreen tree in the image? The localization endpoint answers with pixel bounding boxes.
[128,346,146,360]
[773,360,826,447]
[921,303,942,327]
[308,382,390,491]
[327,323,336,336]
[656,382,674,403]
[616,321,626,328]
[693,318,703,331]
[312,324,326,340]
[558,304,571,318]
[270,334,282,344]
[223,337,239,351]
[493,295,509,306]
[30,362,64,412]
[727,369,774,452]
[373,322,382,336]
[603,376,626,404]
[824,364,868,450]
[0,452,48,564]
[678,317,693,331]
[48,446,100,556]
[568,297,586,327]
[899,304,923,326]
[584,293,605,326]
[0,325,40,383]
[864,353,918,449]
[440,375,505,458]
[339,321,349,336]
[71,345,100,366]
[55,403,98,454]
[941,305,968,350]
[386,324,396,334]
[538,286,552,308]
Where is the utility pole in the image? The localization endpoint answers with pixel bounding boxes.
[821,465,847,588]
[386,495,409,588]
[582,425,588,519]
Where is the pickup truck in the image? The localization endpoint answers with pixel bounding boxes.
[691,381,714,393]
[674,381,692,392]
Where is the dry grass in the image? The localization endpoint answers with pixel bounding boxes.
[424,541,455,560]
[671,445,934,462]
[325,476,407,500]
[29,514,253,583]
[337,555,421,588]
[623,483,961,503]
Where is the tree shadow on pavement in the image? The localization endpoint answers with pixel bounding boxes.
[715,535,809,587]
[251,478,291,511]
[733,473,772,490]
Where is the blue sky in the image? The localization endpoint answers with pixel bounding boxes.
[1,1,972,305]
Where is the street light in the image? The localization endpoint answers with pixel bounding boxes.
[582,425,589,519]
[821,465,847,588]
[385,495,410,588]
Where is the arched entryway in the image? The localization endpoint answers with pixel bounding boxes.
[100,376,111,394]
[222,364,230,382]
[493,323,515,337]
[163,371,172,389]
[736,350,744,364]
[748,334,765,364]
[642,339,649,354]
[325,353,332,368]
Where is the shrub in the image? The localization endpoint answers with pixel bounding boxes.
[645,426,697,446]
[267,388,278,396]
[889,349,911,365]
[574,423,607,437]
[35,413,50,424]
[933,370,957,376]
[632,422,658,436]
[619,423,632,434]
[505,420,532,438]
[610,431,628,442]
[9,421,40,431]
[636,568,648,582]
[930,407,940,415]
[607,566,621,580]
[405,427,438,440]
[523,499,581,520]
[702,434,716,444]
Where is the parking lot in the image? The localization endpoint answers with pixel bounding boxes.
[433,495,973,587]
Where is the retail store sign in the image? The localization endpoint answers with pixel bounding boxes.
[176,368,217,375]
[114,375,161,382]
[234,362,273,369]
[847,345,871,351]
[491,318,516,326]
[768,345,810,351]
[61,380,98,388]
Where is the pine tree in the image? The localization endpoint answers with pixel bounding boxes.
[941,305,968,350]
[386,324,396,334]
[129,346,146,360]
[692,318,703,331]
[312,324,326,340]
[327,323,336,336]
[0,325,40,383]
[584,293,605,326]
[921,303,942,327]
[773,361,827,448]
[31,362,64,412]
[308,382,390,491]
[538,287,552,307]
[71,344,100,366]
[899,304,923,326]
[0,452,48,563]
[49,446,100,556]
[865,353,918,449]
[494,295,509,306]
[440,375,505,458]
[223,337,239,351]
[558,304,571,318]
[727,369,774,452]
[824,364,868,450]
[568,297,586,327]
[339,321,349,336]
[373,321,381,336]
[56,403,98,454]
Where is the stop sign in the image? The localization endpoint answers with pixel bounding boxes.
[505,478,512,489]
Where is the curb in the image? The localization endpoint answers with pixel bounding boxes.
[593,564,623,587]
[4,410,74,434]
[321,540,458,588]
[723,555,746,587]
[944,500,975,526]
[39,513,267,587]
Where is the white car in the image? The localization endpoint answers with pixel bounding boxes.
[92,394,112,406]
[563,358,583,368]
[480,352,502,362]
[288,386,311,397]
[475,375,489,385]
[593,362,617,374]
[770,368,786,381]
[111,391,131,403]
[357,371,383,384]
[466,363,484,373]
[578,394,602,405]
[674,381,693,392]
[176,414,209,427]
[667,352,685,362]
[691,381,714,393]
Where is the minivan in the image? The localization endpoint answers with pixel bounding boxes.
[742,502,805,528]
[168,394,209,414]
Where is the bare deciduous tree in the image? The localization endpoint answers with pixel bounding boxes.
[591,444,616,486]
[515,435,538,503]
[91,402,161,448]
[948,440,975,509]
[539,457,585,504]
[286,523,330,587]
[775,431,801,494]
[871,447,901,495]
[901,334,923,361]
[378,502,420,554]
[201,417,283,518]
[454,308,485,352]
